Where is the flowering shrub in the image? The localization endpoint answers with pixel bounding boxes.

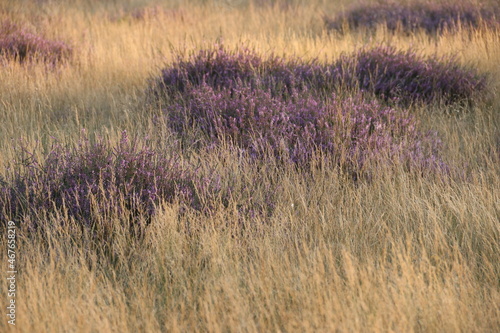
[335,46,486,105]
[154,46,455,175]
[166,84,444,171]
[0,132,223,225]
[155,45,485,106]
[0,21,72,64]
[154,45,342,100]
[325,1,500,34]
[156,46,262,96]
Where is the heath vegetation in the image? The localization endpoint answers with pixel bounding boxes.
[0,0,499,332]
[0,20,72,65]
[325,0,500,34]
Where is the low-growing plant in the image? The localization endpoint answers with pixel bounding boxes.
[0,132,220,227]
[153,46,458,176]
[154,45,341,100]
[335,46,487,106]
[325,1,500,34]
[0,20,72,64]
[166,84,445,172]
[154,45,486,106]
[155,45,264,97]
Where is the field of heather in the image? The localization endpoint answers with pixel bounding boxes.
[0,0,499,332]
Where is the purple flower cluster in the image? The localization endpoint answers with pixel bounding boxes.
[0,21,72,64]
[156,46,264,96]
[0,132,221,225]
[325,1,500,34]
[167,83,444,172]
[152,46,460,173]
[156,46,339,100]
[335,46,487,106]
[155,45,485,106]
[152,46,487,174]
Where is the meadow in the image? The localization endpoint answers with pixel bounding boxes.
[0,0,499,331]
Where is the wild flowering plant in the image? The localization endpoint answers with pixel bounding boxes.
[156,46,263,96]
[154,45,342,100]
[155,45,485,106]
[325,1,500,34]
[166,84,445,172]
[153,45,456,177]
[0,21,72,65]
[0,132,222,226]
[335,46,487,106]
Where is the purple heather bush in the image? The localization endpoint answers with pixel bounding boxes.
[154,45,459,175]
[155,45,485,106]
[0,21,72,64]
[156,46,264,96]
[154,45,340,100]
[335,46,487,106]
[0,132,226,226]
[166,84,445,172]
[325,1,500,34]
[151,45,487,182]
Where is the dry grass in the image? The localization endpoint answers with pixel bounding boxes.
[0,0,499,332]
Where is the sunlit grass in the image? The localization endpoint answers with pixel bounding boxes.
[0,0,499,332]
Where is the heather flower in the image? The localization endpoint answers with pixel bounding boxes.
[0,132,218,226]
[166,84,444,171]
[152,45,342,101]
[0,21,72,64]
[154,45,485,107]
[152,45,453,176]
[155,45,263,97]
[325,1,500,34]
[335,46,487,106]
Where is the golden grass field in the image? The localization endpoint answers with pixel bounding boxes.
[0,0,499,331]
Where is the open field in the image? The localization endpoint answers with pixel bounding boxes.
[0,0,499,332]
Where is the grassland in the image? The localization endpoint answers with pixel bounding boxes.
[0,0,499,332]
